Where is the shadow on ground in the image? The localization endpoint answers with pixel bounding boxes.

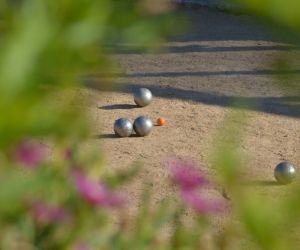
[99,104,137,110]
[113,44,300,54]
[85,80,300,118]
[125,69,300,78]
[242,180,283,186]
[94,133,141,139]
[162,45,300,54]
[168,7,289,43]
[96,7,300,118]
[108,6,300,55]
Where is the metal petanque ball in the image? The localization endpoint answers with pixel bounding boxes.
[274,161,297,184]
[134,88,152,107]
[114,118,133,137]
[133,116,153,136]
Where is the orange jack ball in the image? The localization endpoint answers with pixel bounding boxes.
[157,117,166,126]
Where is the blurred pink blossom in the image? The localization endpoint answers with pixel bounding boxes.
[76,243,91,250]
[167,158,209,190]
[31,201,72,225]
[181,189,226,214]
[73,170,124,208]
[64,148,74,161]
[15,140,47,168]
[167,158,227,214]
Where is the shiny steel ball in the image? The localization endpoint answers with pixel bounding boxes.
[114,118,133,137]
[274,161,296,184]
[133,116,153,136]
[134,88,152,107]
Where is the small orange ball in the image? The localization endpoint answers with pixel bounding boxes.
[157,117,166,126]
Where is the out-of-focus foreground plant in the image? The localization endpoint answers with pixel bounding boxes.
[0,0,183,249]
[0,0,300,249]
[212,1,300,250]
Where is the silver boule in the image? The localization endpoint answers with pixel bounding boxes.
[114,118,133,137]
[134,88,152,107]
[133,116,153,136]
[274,161,296,184]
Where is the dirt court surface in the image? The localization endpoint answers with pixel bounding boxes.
[82,7,299,229]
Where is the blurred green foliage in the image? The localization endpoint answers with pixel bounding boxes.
[236,0,300,31]
[0,0,299,249]
[0,1,181,249]
[0,0,177,146]
[214,1,300,249]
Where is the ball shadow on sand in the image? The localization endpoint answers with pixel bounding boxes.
[99,104,137,110]
[94,133,140,139]
[242,180,283,186]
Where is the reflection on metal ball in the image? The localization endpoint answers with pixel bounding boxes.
[274,161,296,184]
[114,118,133,137]
[134,88,152,107]
[133,116,153,136]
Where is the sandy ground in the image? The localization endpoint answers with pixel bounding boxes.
[80,7,299,243]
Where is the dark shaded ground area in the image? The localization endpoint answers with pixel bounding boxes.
[94,7,300,119]
[87,80,300,118]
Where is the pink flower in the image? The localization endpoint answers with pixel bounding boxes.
[76,243,91,250]
[166,158,227,214]
[64,148,74,161]
[31,201,72,225]
[73,170,124,208]
[15,140,47,168]
[181,189,226,214]
[167,158,209,190]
